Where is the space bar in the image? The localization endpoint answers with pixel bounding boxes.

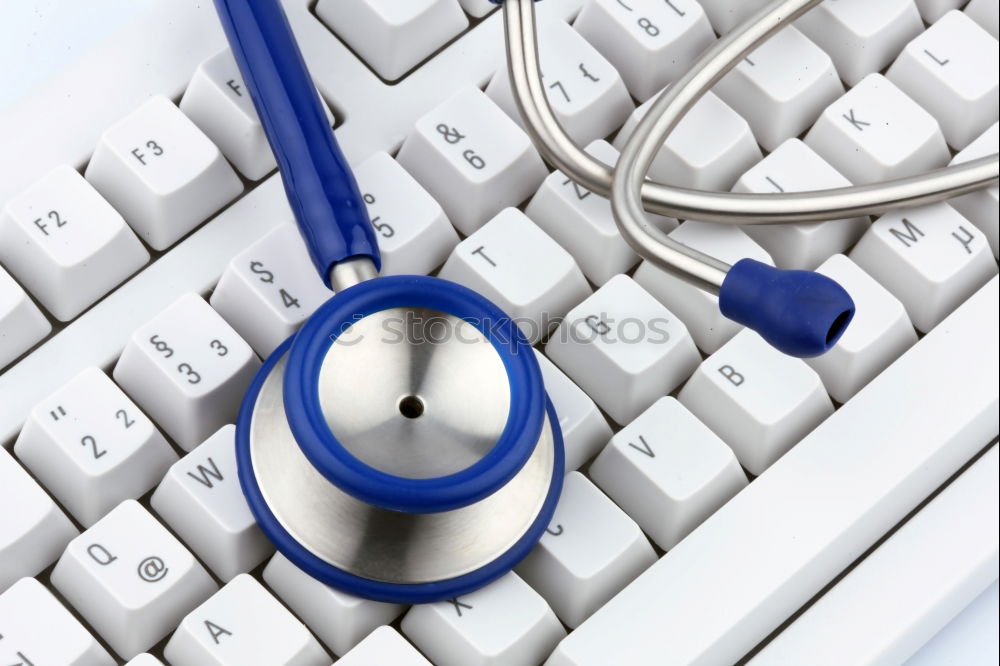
[547,277,1000,666]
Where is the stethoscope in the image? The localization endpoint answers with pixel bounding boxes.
[215,0,1000,604]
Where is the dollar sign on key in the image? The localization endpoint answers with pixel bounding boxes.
[250,261,275,283]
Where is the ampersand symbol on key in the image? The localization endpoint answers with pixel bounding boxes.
[137,556,169,583]
[436,124,466,144]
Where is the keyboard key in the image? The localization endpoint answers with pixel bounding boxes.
[459,0,496,19]
[545,275,700,425]
[699,0,771,34]
[589,397,748,550]
[633,221,773,354]
[0,266,50,371]
[211,224,332,358]
[0,447,77,592]
[338,627,431,666]
[354,151,460,276]
[126,656,165,666]
[50,500,217,660]
[965,0,999,37]
[151,426,272,582]
[850,203,998,332]
[487,18,633,145]
[401,572,565,666]
[0,577,114,666]
[805,74,950,185]
[679,330,834,475]
[14,367,177,527]
[806,255,917,403]
[0,166,149,321]
[165,574,329,666]
[914,0,965,22]
[397,86,547,235]
[949,123,999,258]
[316,0,468,81]
[888,11,999,150]
[732,139,869,270]
[439,208,591,343]
[114,293,261,450]
[575,0,715,101]
[263,553,405,657]
[614,90,761,190]
[797,0,924,86]
[714,27,842,152]
[516,472,656,628]
[85,95,243,250]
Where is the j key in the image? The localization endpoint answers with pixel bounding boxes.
[516,472,657,628]
[0,447,77,592]
[85,95,243,250]
[14,367,177,527]
[50,500,217,660]
[797,0,924,86]
[545,274,700,426]
[151,426,273,582]
[263,553,405,657]
[679,330,834,475]
[965,0,999,37]
[714,27,843,152]
[699,0,771,34]
[806,74,950,185]
[575,0,715,102]
[732,139,869,270]
[949,123,1000,258]
[0,266,50,371]
[487,18,633,145]
[165,574,329,666]
[0,165,149,321]
[316,0,468,81]
[397,86,547,235]
[0,577,114,666]
[850,202,998,332]
[401,572,565,666]
[338,627,431,666]
[914,0,965,22]
[438,208,591,344]
[211,224,333,358]
[114,293,261,450]
[590,397,748,551]
[888,11,999,150]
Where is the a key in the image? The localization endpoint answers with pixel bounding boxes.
[574,0,716,102]
[633,221,774,354]
[678,330,834,475]
[114,293,260,450]
[698,0,771,34]
[354,151,460,276]
[545,274,700,426]
[589,397,748,551]
[614,90,761,191]
[14,367,177,527]
[713,27,843,152]
[516,472,657,628]
[459,0,497,18]
[850,202,998,333]
[164,573,329,666]
[0,266,50,371]
[263,553,405,657]
[0,447,77,591]
[965,0,999,37]
[397,86,547,235]
[487,18,633,145]
[151,426,272,582]
[317,0,468,81]
[914,0,965,22]
[534,350,612,473]
[0,577,114,666]
[949,123,999,258]
[85,95,244,250]
[525,140,676,285]
[0,166,149,321]
[337,627,431,666]
[887,11,999,150]
[805,74,950,185]
[732,139,869,270]
[806,255,918,404]
[50,500,217,660]
[401,572,565,666]
[796,0,924,86]
[438,208,591,344]
[211,224,333,358]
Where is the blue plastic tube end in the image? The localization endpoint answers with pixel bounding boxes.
[719,259,855,358]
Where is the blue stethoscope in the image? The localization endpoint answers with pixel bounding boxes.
[216,0,855,604]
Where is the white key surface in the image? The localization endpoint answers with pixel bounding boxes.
[459,0,496,18]
[965,0,1000,37]
[126,655,166,666]
[338,627,431,666]
[0,266,50,372]
[915,0,965,22]
[949,123,1000,258]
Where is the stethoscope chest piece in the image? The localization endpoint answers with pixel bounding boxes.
[236,275,564,603]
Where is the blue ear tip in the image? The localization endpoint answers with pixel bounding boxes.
[719,259,855,358]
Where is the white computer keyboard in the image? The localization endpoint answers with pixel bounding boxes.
[1,0,998,664]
